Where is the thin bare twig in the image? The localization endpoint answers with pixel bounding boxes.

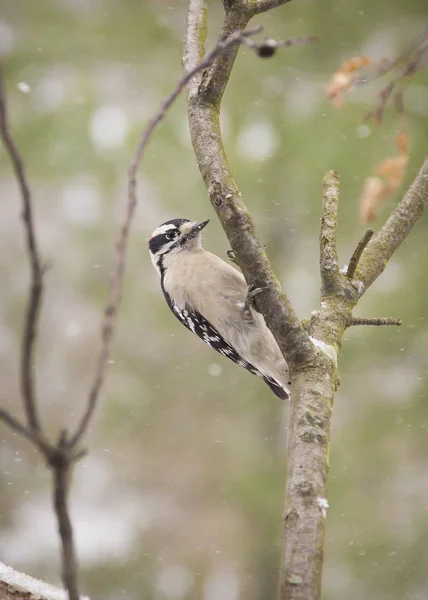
[130,23,263,188]
[349,317,402,326]
[0,409,35,443]
[346,229,374,279]
[356,27,428,88]
[0,63,43,434]
[68,23,263,448]
[242,35,317,58]
[327,29,428,121]
[367,39,428,123]
[358,28,428,122]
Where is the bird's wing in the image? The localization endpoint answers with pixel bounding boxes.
[166,293,286,395]
[185,250,254,326]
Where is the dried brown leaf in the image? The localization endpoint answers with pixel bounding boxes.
[359,177,388,224]
[359,130,409,224]
[326,56,371,108]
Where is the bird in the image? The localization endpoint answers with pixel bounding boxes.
[148,218,290,399]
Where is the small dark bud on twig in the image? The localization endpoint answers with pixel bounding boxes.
[257,39,277,58]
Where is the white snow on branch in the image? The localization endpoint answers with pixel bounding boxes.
[0,561,90,600]
[351,279,365,296]
[309,337,338,366]
[316,496,329,518]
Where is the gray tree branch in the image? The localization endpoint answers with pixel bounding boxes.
[320,171,341,294]
[184,0,317,373]
[184,4,335,600]
[184,2,428,600]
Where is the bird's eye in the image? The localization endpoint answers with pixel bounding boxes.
[165,231,176,241]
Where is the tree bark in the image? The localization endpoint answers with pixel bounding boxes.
[183,1,428,599]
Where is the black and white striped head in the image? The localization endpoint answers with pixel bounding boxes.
[148,218,210,274]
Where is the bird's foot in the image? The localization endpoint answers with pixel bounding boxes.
[226,250,239,266]
[245,282,269,313]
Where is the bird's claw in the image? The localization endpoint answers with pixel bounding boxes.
[227,250,238,266]
[245,282,269,313]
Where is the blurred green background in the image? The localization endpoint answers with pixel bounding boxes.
[0,1,427,599]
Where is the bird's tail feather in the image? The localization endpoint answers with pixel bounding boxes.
[264,377,290,400]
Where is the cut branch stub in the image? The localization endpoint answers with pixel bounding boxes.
[320,170,341,295]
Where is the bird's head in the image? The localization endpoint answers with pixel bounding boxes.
[148,218,210,274]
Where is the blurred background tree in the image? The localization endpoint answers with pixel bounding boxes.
[0,1,427,599]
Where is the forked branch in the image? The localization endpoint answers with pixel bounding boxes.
[0,62,81,600]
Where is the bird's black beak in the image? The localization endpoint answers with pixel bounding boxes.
[189,219,210,236]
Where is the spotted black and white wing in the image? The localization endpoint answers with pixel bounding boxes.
[162,289,287,399]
